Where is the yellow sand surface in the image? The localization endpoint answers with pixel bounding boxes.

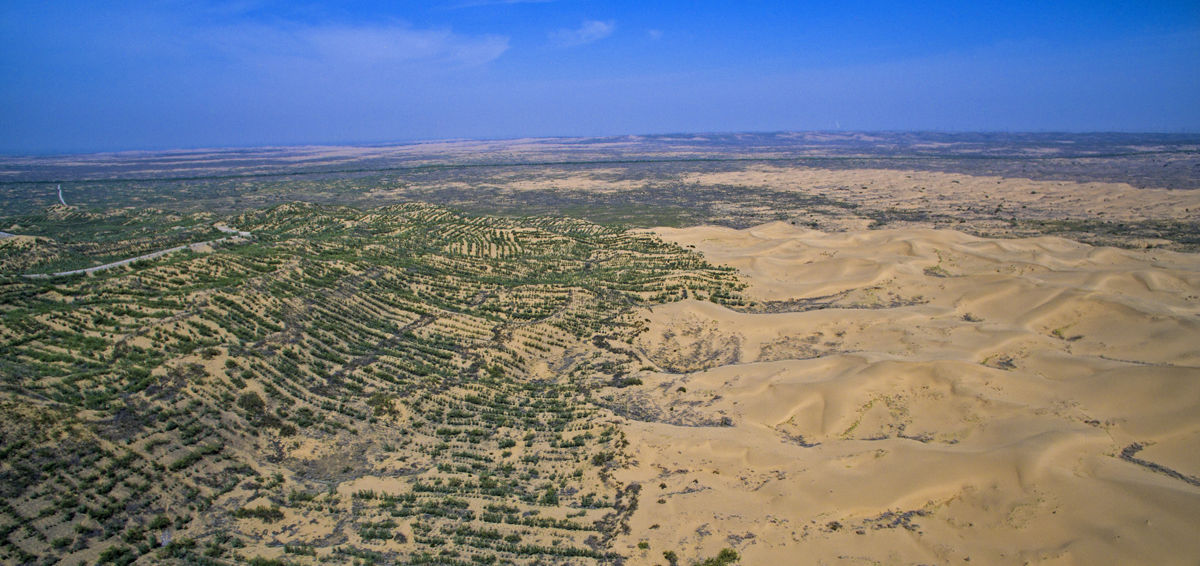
[681,166,1200,222]
[612,223,1200,565]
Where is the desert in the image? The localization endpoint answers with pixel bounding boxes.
[2,135,1199,565]
[2,3,1199,564]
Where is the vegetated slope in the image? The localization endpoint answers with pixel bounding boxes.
[609,222,1200,564]
[0,202,743,565]
[0,205,223,274]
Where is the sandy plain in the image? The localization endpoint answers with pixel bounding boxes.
[608,221,1200,565]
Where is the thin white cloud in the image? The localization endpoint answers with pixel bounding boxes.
[647,29,663,40]
[300,24,509,67]
[549,20,615,47]
[205,21,510,68]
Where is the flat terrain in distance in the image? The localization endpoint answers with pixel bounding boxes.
[3,132,1198,252]
[0,132,1197,565]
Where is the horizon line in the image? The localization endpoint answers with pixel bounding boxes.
[4,129,1200,159]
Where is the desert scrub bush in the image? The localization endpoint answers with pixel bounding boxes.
[233,505,284,523]
[695,548,740,566]
[97,545,137,565]
[591,451,614,466]
[247,558,290,566]
[168,443,221,471]
[358,519,397,541]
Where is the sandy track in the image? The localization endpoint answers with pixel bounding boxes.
[610,223,1200,565]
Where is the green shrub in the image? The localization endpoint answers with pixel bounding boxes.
[696,548,740,566]
[98,545,136,565]
[234,505,284,523]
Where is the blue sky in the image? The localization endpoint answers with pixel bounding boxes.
[1,1,1198,153]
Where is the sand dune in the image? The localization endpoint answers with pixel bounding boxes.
[606,223,1200,564]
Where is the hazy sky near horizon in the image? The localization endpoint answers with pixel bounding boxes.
[2,1,1198,153]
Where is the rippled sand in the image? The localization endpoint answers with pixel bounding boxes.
[611,222,1200,565]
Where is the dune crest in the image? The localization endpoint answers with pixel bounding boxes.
[609,224,1200,564]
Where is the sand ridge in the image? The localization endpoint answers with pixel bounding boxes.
[681,166,1200,223]
[606,223,1200,565]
